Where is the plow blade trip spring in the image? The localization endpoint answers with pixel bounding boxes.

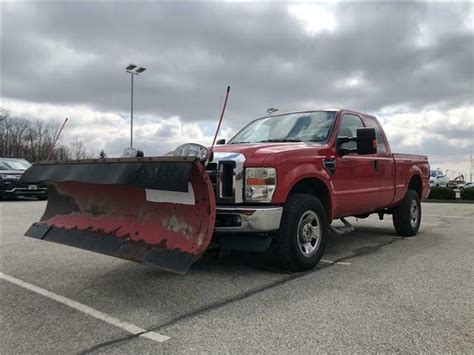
[20,157,216,274]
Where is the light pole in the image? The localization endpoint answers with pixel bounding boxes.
[125,63,146,148]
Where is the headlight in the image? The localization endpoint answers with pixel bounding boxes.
[174,143,209,161]
[245,167,276,202]
[1,174,21,180]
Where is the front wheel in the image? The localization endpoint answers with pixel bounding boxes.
[393,189,421,237]
[273,193,328,271]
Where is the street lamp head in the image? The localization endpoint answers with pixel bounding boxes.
[126,63,137,71]
[126,64,146,75]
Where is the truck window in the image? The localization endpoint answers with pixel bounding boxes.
[338,114,364,150]
[365,117,387,153]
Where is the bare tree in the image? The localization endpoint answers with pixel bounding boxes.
[0,108,73,161]
[70,139,92,159]
[0,107,9,123]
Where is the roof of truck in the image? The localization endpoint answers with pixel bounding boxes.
[257,109,372,120]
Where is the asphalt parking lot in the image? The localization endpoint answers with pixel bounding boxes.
[1,200,473,353]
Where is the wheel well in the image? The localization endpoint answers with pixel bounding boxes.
[408,174,422,197]
[288,178,331,222]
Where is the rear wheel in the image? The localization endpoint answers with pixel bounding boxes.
[393,189,421,237]
[273,193,328,271]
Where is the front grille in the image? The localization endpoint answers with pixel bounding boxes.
[205,161,235,203]
[219,161,235,199]
[206,152,245,204]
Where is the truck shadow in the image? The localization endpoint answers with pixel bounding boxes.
[63,223,416,338]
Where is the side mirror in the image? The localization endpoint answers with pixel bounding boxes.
[356,128,377,155]
[216,139,226,145]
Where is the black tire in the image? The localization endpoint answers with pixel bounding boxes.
[273,193,328,271]
[392,189,421,237]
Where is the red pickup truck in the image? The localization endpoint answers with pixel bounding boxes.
[209,109,430,271]
[22,109,430,274]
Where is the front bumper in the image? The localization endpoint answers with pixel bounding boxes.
[1,187,47,197]
[215,206,283,233]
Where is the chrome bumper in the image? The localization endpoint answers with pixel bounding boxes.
[215,206,283,233]
[2,187,47,193]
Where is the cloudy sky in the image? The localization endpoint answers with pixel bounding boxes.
[2,1,473,178]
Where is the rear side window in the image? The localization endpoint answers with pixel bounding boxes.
[338,114,365,150]
[364,117,387,153]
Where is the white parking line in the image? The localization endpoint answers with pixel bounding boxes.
[0,272,170,343]
[320,259,351,266]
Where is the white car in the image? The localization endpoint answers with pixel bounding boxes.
[430,169,450,187]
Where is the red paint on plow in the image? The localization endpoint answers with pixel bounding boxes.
[38,161,216,256]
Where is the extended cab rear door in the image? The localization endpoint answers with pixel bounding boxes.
[362,116,396,209]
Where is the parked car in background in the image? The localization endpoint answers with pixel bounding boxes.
[448,175,465,189]
[464,182,473,189]
[430,169,449,187]
[0,158,47,200]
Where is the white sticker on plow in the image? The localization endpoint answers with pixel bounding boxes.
[145,183,195,205]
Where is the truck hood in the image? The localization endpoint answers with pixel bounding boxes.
[212,142,329,166]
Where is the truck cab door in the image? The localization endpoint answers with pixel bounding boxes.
[332,114,379,217]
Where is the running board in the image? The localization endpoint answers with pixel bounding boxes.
[328,217,355,235]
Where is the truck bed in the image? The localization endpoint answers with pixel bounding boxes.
[392,153,430,204]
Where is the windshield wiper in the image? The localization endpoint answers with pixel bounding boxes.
[257,139,302,143]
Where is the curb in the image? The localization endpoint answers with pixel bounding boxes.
[422,199,474,204]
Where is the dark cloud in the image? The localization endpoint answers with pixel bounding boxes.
[2,1,473,176]
[3,2,473,127]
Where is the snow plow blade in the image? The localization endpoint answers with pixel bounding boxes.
[21,157,216,274]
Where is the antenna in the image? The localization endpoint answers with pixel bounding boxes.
[209,86,230,162]
[47,117,69,160]
[267,108,278,115]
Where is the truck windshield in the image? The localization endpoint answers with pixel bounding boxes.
[228,111,337,144]
[1,159,31,170]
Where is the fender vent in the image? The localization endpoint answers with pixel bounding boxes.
[323,159,336,175]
